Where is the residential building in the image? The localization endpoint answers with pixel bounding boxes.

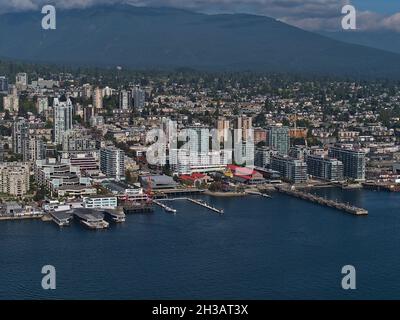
[328,145,366,181]
[307,155,344,182]
[100,147,125,181]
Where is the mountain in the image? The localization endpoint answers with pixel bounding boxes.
[1,5,400,78]
[320,31,400,55]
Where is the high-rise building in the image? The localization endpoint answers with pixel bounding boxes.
[271,155,307,184]
[267,126,290,155]
[82,84,93,99]
[0,163,30,196]
[23,137,46,163]
[53,98,73,145]
[36,96,49,114]
[132,86,145,110]
[217,117,230,143]
[15,73,28,90]
[254,146,277,168]
[3,85,19,113]
[235,116,252,141]
[0,76,8,93]
[119,90,132,110]
[100,147,125,181]
[307,155,343,182]
[12,119,29,155]
[328,145,366,181]
[93,87,103,110]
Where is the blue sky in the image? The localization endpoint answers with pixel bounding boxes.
[352,0,399,14]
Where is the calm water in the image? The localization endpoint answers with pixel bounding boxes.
[1,188,400,300]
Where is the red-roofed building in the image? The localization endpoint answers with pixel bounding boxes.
[179,173,211,186]
[225,164,265,185]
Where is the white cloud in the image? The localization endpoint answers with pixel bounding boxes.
[0,0,399,33]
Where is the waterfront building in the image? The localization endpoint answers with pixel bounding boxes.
[289,145,309,160]
[255,146,277,168]
[328,145,366,181]
[35,158,91,194]
[53,97,73,145]
[267,126,290,156]
[271,155,307,184]
[139,175,178,190]
[0,163,30,196]
[169,149,230,175]
[83,196,118,209]
[100,147,125,181]
[306,155,344,182]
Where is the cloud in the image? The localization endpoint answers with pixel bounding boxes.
[0,0,399,33]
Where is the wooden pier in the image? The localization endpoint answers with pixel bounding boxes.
[187,198,224,214]
[153,200,177,214]
[158,198,224,215]
[276,187,368,216]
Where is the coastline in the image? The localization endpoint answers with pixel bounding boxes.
[203,190,247,197]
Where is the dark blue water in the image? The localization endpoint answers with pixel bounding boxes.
[1,188,400,300]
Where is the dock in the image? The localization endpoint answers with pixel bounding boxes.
[152,200,177,214]
[103,210,126,223]
[276,187,368,216]
[187,198,224,214]
[123,203,154,214]
[245,190,272,198]
[73,209,109,229]
[49,211,73,227]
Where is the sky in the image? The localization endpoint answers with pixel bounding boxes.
[0,0,399,32]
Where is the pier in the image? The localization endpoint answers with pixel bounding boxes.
[73,210,109,229]
[49,211,73,227]
[103,210,126,223]
[153,200,177,214]
[187,198,224,214]
[275,187,368,216]
[245,190,272,198]
[123,203,154,214]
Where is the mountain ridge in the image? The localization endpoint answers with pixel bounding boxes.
[0,4,399,78]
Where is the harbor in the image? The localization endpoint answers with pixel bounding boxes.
[275,186,368,216]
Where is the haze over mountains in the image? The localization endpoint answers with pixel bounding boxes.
[0,4,400,78]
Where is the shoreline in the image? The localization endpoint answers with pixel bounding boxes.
[203,190,247,197]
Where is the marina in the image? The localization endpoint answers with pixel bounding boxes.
[276,187,368,216]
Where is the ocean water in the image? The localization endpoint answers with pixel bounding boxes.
[1,188,400,300]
